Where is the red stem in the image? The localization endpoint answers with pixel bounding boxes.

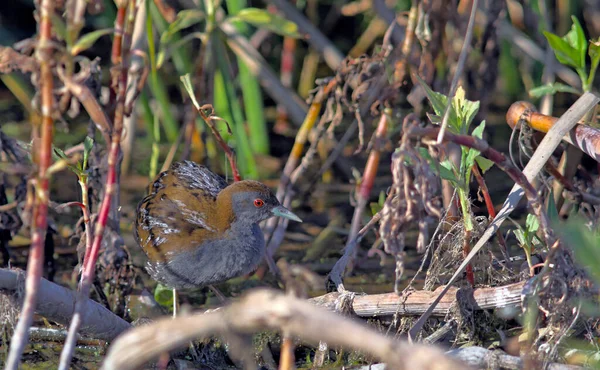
[5,1,55,368]
[471,164,509,257]
[58,1,135,368]
[410,126,556,249]
[331,113,389,284]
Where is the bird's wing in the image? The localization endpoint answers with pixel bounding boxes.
[169,160,228,197]
[135,161,225,261]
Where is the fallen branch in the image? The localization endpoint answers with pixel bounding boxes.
[102,289,467,370]
[356,347,583,370]
[0,268,130,341]
[311,281,524,318]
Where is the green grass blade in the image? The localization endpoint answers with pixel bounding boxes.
[225,0,269,155]
[149,1,193,74]
[213,34,258,178]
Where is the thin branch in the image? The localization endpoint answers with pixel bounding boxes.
[436,0,479,143]
[58,1,137,368]
[329,113,389,290]
[5,0,55,367]
[181,74,242,182]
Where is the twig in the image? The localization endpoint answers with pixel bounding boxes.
[5,0,55,367]
[263,81,336,260]
[436,0,479,144]
[58,2,136,368]
[329,113,389,290]
[102,289,466,370]
[408,92,600,341]
[329,213,381,288]
[181,74,241,182]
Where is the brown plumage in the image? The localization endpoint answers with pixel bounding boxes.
[134,161,301,290]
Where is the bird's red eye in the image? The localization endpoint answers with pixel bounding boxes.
[254,199,264,208]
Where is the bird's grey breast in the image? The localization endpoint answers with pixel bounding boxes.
[153,222,265,289]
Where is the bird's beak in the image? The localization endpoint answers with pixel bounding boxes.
[271,206,302,222]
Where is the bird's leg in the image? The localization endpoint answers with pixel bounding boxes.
[208,285,227,303]
[172,288,178,318]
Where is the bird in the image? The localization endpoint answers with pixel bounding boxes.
[134,160,301,312]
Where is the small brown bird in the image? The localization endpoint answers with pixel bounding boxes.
[134,161,301,300]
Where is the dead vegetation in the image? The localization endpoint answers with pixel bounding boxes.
[0,0,600,369]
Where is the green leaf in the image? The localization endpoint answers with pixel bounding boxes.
[528,82,581,97]
[464,121,486,169]
[543,31,581,68]
[230,8,301,38]
[83,137,94,171]
[565,16,587,69]
[53,147,68,161]
[439,159,460,184]
[418,147,460,184]
[416,75,449,117]
[154,283,174,308]
[51,14,68,43]
[416,75,479,134]
[525,214,539,234]
[471,120,485,139]
[513,228,526,246]
[419,147,460,183]
[71,29,113,56]
[543,18,588,70]
[475,156,494,173]
[160,10,205,45]
[370,192,385,216]
[452,86,480,133]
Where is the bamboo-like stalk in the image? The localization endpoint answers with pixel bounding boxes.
[279,336,295,370]
[506,101,600,163]
[4,0,55,368]
[58,2,136,368]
